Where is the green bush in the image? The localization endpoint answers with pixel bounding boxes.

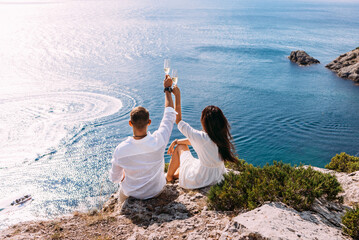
[342,205,359,239]
[164,163,169,173]
[225,158,252,172]
[325,152,359,173]
[208,161,343,212]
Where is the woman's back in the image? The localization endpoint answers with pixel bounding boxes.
[165,91,236,189]
[178,120,223,168]
[177,120,226,189]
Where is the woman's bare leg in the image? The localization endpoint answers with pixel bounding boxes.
[173,168,180,179]
[166,144,189,182]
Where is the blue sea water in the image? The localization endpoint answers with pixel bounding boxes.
[0,0,359,229]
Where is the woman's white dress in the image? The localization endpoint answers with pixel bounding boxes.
[177,120,226,189]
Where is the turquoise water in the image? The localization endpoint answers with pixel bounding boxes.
[1,0,359,228]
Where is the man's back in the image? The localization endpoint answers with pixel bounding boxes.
[110,107,177,199]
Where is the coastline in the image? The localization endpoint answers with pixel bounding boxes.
[1,166,358,240]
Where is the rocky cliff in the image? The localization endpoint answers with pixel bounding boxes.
[326,48,359,83]
[0,168,358,240]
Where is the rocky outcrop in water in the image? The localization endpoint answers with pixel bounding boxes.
[288,50,320,66]
[326,48,359,83]
[1,168,358,239]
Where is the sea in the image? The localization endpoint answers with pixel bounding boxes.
[1,0,359,229]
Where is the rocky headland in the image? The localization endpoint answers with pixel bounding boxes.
[288,50,320,66]
[0,167,358,240]
[326,48,359,83]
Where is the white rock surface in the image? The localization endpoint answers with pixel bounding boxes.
[233,202,349,240]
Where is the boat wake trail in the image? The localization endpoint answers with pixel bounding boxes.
[0,91,127,166]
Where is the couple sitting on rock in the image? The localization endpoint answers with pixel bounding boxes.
[109,75,237,204]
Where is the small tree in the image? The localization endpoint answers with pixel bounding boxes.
[325,152,359,173]
[342,206,359,239]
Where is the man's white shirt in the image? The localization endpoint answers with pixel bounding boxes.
[109,107,177,199]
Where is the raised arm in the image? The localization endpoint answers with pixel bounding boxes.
[164,75,174,108]
[177,120,206,145]
[172,85,181,124]
[152,75,176,145]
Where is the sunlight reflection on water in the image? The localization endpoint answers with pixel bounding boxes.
[1,0,359,230]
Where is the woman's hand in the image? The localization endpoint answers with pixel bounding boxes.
[167,139,178,155]
[172,85,180,97]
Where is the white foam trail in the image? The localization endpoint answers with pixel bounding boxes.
[0,92,122,166]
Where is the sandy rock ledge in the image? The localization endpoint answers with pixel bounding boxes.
[1,168,358,240]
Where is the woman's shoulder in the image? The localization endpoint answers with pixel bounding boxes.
[200,131,211,140]
[194,129,211,142]
[178,120,202,134]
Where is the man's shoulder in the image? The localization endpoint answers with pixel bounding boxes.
[113,137,133,158]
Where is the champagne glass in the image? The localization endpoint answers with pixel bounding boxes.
[171,69,178,85]
[164,59,170,75]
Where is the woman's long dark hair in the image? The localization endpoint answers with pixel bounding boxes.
[201,105,237,162]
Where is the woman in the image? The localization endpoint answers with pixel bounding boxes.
[166,86,237,189]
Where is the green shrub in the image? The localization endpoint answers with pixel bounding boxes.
[208,161,343,212]
[325,152,359,173]
[164,163,169,173]
[225,158,252,172]
[342,205,359,239]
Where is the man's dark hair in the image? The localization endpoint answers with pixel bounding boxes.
[130,106,149,129]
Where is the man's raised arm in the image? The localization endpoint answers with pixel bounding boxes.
[153,75,176,144]
[164,75,174,108]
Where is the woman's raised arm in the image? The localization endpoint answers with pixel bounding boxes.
[172,85,181,124]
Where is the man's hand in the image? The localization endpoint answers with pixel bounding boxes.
[172,85,180,97]
[164,75,173,88]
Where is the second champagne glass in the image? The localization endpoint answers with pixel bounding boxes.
[171,69,178,85]
[164,59,170,75]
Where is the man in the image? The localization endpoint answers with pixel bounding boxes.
[109,75,180,204]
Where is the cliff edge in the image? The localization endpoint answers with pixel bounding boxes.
[1,167,358,240]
